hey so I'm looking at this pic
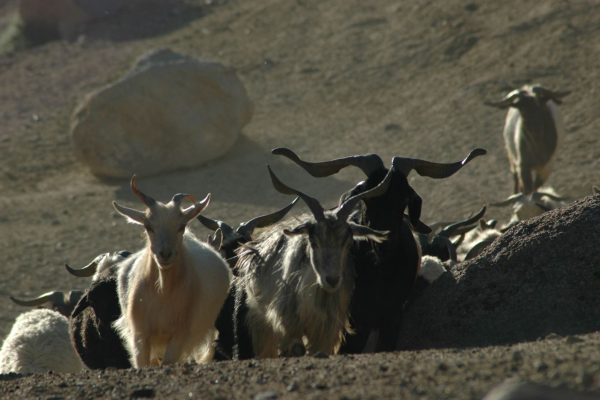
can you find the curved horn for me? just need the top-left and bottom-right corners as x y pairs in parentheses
(439, 206), (487, 237)
(532, 86), (571, 104)
(483, 89), (523, 109)
(533, 190), (569, 202)
(268, 166), (325, 221)
(392, 148), (486, 178)
(172, 193), (195, 206)
(490, 193), (526, 207)
(272, 147), (385, 177)
(64, 253), (107, 277)
(196, 215), (236, 239)
(336, 164), (394, 220)
(10, 291), (65, 307)
(237, 197), (300, 238)
(130, 175), (156, 207)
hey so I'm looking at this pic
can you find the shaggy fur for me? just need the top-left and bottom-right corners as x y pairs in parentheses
(237, 216), (356, 357)
(0, 309), (84, 374)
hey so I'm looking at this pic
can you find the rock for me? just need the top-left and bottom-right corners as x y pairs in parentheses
(71, 49), (253, 178)
(482, 381), (598, 400)
(18, 0), (124, 40)
(398, 195), (600, 350)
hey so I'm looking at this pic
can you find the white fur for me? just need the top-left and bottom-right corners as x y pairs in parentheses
(456, 224), (502, 261)
(113, 231), (231, 367)
(0, 309), (84, 374)
(418, 255), (447, 283)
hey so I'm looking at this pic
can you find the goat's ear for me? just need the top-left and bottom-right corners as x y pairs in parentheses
(349, 222), (389, 243)
(283, 223), (311, 236)
(113, 201), (145, 224)
(183, 194), (211, 221)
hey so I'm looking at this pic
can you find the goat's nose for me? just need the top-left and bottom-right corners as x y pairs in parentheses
(159, 250), (172, 260)
(325, 276), (340, 288)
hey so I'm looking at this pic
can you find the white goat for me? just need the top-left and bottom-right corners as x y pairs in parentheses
(0, 309), (84, 374)
(112, 176), (231, 368)
(236, 166), (391, 357)
(486, 84), (570, 194)
(418, 255), (448, 284)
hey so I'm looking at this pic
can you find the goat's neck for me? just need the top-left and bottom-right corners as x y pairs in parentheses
(146, 251), (185, 294)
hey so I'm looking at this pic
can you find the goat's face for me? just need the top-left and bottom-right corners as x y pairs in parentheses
(285, 215), (387, 292)
(113, 177), (210, 269)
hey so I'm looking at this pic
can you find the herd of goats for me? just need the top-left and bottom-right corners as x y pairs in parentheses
(0, 83), (587, 374)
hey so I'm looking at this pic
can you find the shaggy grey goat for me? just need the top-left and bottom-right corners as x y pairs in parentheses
(236, 165), (392, 357)
(486, 84), (569, 194)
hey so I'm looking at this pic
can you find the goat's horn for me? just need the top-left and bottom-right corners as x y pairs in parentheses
(593, 186), (600, 195)
(130, 175), (156, 207)
(267, 165), (325, 221)
(238, 197), (300, 238)
(65, 254), (106, 277)
(534, 190), (569, 202)
(532, 86), (571, 104)
(172, 193), (195, 206)
(438, 206), (487, 237)
(392, 148), (486, 178)
(272, 147), (385, 177)
(336, 164), (394, 220)
(10, 291), (65, 307)
(490, 193), (526, 207)
(196, 215), (236, 239)
(484, 89), (522, 109)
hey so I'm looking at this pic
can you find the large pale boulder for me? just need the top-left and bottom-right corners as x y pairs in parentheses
(71, 49), (253, 178)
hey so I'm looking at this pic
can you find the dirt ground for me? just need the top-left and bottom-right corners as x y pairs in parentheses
(0, 0), (599, 398)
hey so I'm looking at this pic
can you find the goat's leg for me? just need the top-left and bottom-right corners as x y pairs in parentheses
(162, 338), (185, 365)
(132, 333), (151, 368)
(533, 165), (551, 191)
(517, 165), (534, 194)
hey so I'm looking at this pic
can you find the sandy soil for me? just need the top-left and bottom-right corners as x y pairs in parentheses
(0, 0), (599, 398)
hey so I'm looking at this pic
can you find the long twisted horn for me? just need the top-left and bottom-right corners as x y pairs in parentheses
(237, 197), (300, 239)
(272, 147), (385, 177)
(490, 193), (526, 207)
(392, 148), (487, 178)
(130, 175), (156, 207)
(267, 165), (325, 221)
(438, 206), (487, 237)
(531, 85), (571, 104)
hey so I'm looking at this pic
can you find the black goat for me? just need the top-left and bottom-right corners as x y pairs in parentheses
(69, 273), (131, 369)
(272, 147), (485, 352)
(196, 198), (299, 360)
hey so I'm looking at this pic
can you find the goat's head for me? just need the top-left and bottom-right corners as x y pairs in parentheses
(65, 250), (131, 278)
(268, 165), (391, 292)
(490, 189), (568, 221)
(484, 84), (570, 110)
(113, 175), (210, 269)
(272, 147), (486, 233)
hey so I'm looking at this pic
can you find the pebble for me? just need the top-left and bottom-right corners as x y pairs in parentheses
(254, 390), (278, 400)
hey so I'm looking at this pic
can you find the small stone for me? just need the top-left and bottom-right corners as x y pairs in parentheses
(511, 350), (523, 363)
(379, 364), (389, 372)
(254, 390), (278, 400)
(286, 382), (298, 392)
(312, 382), (327, 390)
(130, 388), (155, 398)
(534, 360), (548, 372)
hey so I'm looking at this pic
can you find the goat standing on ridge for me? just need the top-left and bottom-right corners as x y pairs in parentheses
(485, 84), (569, 194)
(112, 176), (231, 367)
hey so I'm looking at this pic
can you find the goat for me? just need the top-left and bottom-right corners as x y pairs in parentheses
(456, 219), (502, 261)
(70, 273), (132, 369)
(417, 206), (487, 262)
(272, 146), (485, 352)
(65, 250), (132, 281)
(196, 198), (299, 360)
(490, 187), (569, 230)
(0, 309), (84, 374)
(112, 176), (231, 367)
(236, 165), (392, 357)
(485, 84), (570, 194)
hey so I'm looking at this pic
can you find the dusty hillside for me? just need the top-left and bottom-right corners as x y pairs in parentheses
(0, 0), (599, 398)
